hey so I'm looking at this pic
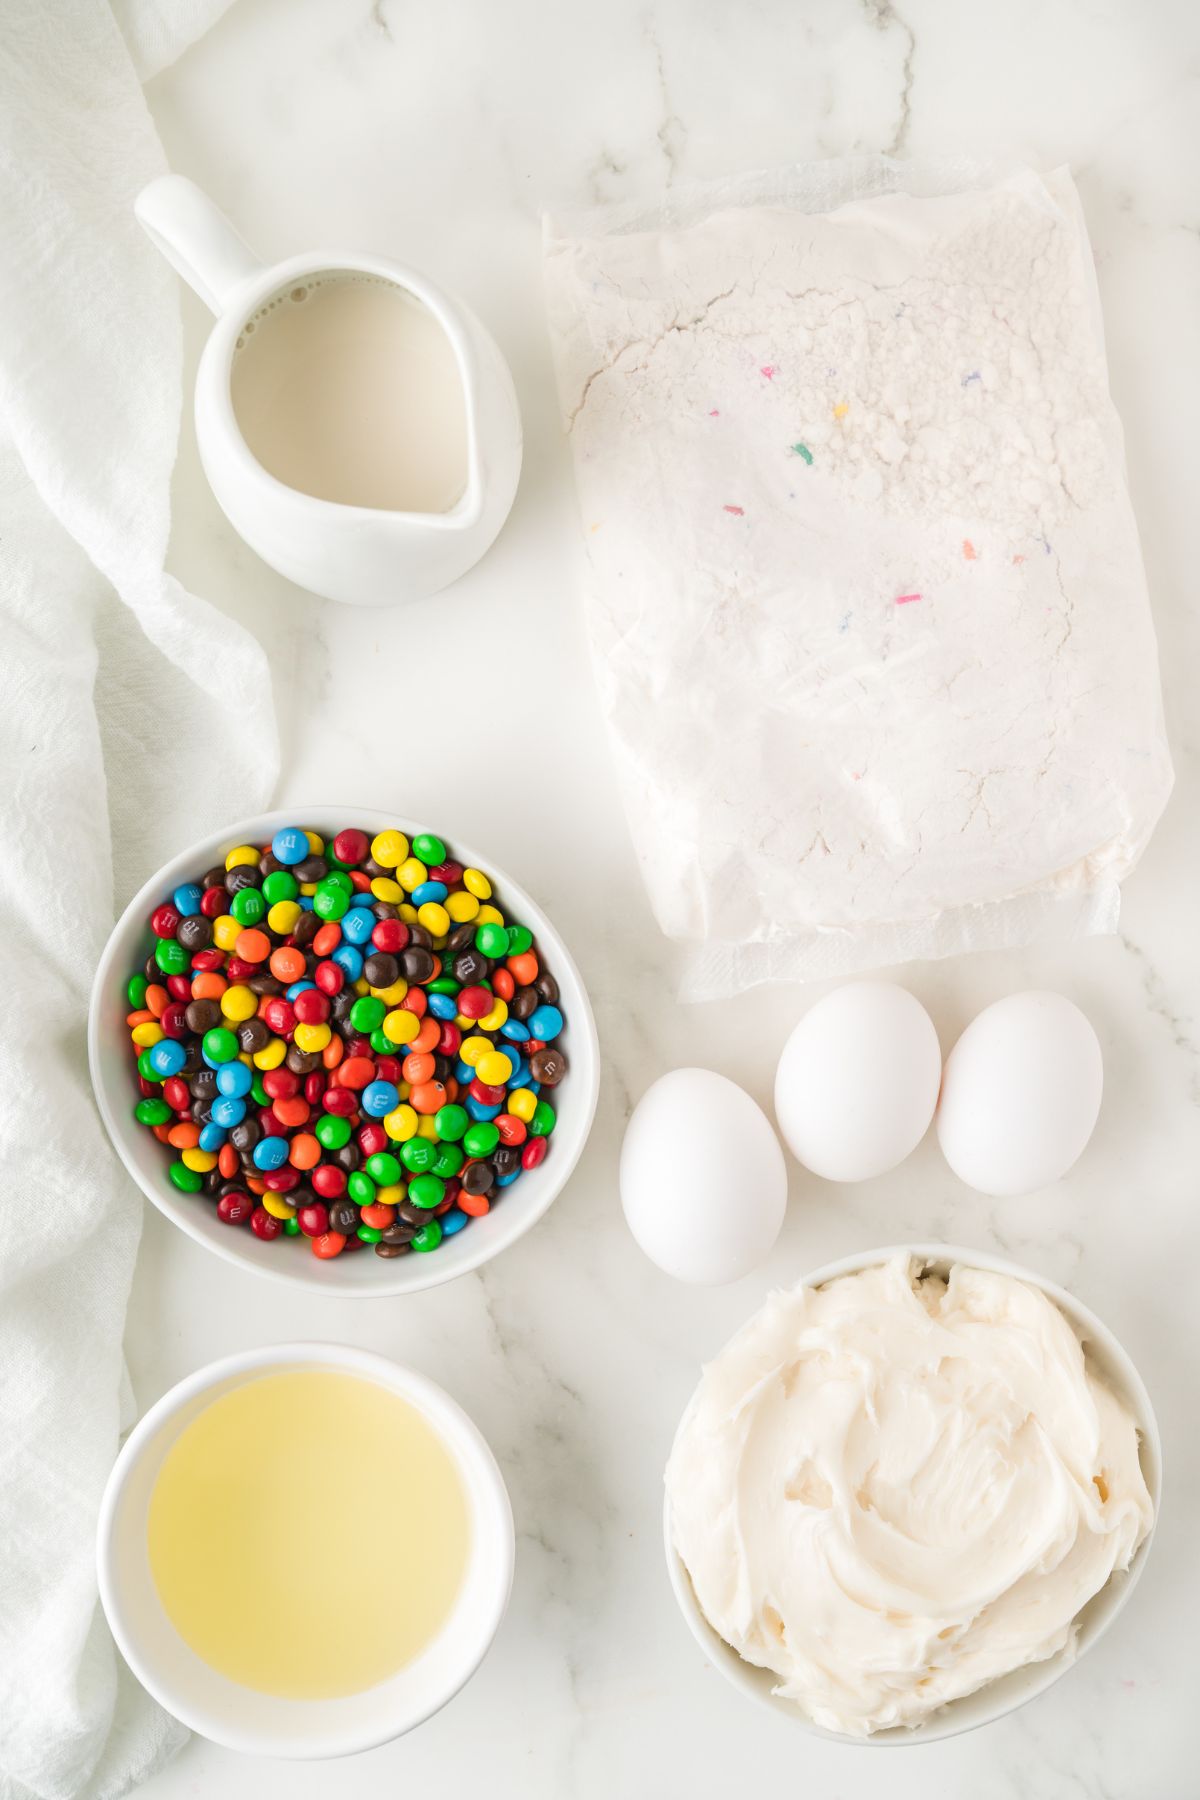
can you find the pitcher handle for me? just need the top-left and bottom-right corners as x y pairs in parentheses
(135, 175), (262, 316)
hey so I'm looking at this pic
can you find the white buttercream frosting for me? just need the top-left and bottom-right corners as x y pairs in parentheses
(666, 1255), (1153, 1735)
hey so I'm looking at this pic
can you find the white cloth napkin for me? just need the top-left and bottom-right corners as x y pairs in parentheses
(0, 4), (276, 1796)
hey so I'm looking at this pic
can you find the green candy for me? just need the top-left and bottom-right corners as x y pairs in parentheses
(314, 1114), (351, 1150)
(432, 1141), (463, 1180)
(411, 1219), (443, 1252)
(135, 1097), (172, 1127)
(283, 1216), (301, 1235)
(230, 887), (265, 926)
(506, 925), (533, 956)
(313, 880), (348, 922)
(474, 922), (509, 959)
(350, 995), (386, 1033)
(434, 1102), (469, 1142)
(412, 833), (446, 866)
(251, 1073), (269, 1107)
(463, 1120), (500, 1158)
(400, 1138), (437, 1174)
(357, 1225), (382, 1244)
(426, 977), (460, 997)
(202, 1026), (239, 1064)
(137, 1050), (162, 1084)
(324, 868), (353, 895)
(154, 938), (188, 975)
(127, 974), (148, 1009)
(365, 1151), (401, 1186)
(369, 1027), (393, 1056)
(262, 869), (298, 905)
(408, 1174), (445, 1211)
(530, 1099), (557, 1138)
(168, 1161), (203, 1194)
(347, 1170), (376, 1206)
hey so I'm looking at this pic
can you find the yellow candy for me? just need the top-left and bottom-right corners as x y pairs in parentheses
(371, 977), (408, 1006)
(225, 844), (260, 870)
(383, 1008), (420, 1046)
(253, 1036), (287, 1070)
(300, 882), (318, 897)
(376, 1183), (406, 1207)
(432, 933), (448, 951)
(219, 984), (258, 1023)
(477, 999), (509, 1033)
(383, 1104), (418, 1142)
(370, 877), (404, 904)
(475, 903), (504, 926)
(396, 857), (428, 892)
(397, 1079), (412, 1100)
(262, 1194), (296, 1220)
(462, 867), (492, 900)
(416, 1115), (438, 1140)
(398, 903), (418, 924)
(417, 901), (450, 935)
(445, 891), (479, 923)
(294, 1022), (331, 1053)
(354, 976), (370, 995)
(181, 1148), (217, 1172)
(267, 900), (301, 935)
(370, 829), (409, 868)
(459, 1035), (491, 1068)
(130, 1021), (163, 1047)
(212, 914), (241, 951)
(476, 1050), (514, 1087)
(508, 1087), (538, 1123)
(304, 830), (324, 854)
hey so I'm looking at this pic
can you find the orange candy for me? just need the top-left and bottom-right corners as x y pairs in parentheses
(401, 1051), (435, 1085)
(409, 1079), (447, 1115)
(218, 1144), (239, 1179)
(507, 951), (538, 986)
(144, 984), (169, 1018)
(337, 1056), (375, 1090)
(492, 967), (515, 1002)
(190, 971), (227, 1000)
(322, 1035), (344, 1070)
(152, 1123), (173, 1143)
(273, 1095), (310, 1129)
(359, 1203), (396, 1230)
(312, 922), (342, 958)
(269, 945), (305, 983)
(400, 987), (427, 1018)
(235, 927), (271, 963)
(409, 1016), (440, 1055)
(125, 1008), (156, 1027)
(458, 1190), (490, 1217)
(246, 1176), (267, 1195)
(288, 1132), (321, 1170)
(167, 1122), (201, 1149)
(311, 1231), (346, 1258)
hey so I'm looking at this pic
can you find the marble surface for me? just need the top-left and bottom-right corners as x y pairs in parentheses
(130, 1), (1199, 1794)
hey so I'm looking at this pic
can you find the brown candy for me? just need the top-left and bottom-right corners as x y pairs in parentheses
(185, 998), (221, 1035)
(236, 1017), (271, 1053)
(374, 1241), (409, 1257)
(529, 1048), (567, 1086)
(362, 952), (399, 989)
(328, 1199), (358, 1234)
(177, 914), (212, 952)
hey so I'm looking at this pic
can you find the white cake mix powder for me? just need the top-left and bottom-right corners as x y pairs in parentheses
(544, 160), (1172, 996)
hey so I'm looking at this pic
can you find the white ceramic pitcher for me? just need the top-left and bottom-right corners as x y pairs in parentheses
(135, 175), (522, 607)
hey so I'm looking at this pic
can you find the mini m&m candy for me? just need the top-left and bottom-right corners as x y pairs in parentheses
(124, 824), (568, 1263)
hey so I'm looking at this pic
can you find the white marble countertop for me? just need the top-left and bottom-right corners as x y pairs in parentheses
(131, 2), (1199, 1794)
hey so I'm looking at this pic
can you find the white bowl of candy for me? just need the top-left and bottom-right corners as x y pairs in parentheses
(89, 808), (599, 1294)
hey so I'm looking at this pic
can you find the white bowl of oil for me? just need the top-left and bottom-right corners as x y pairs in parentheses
(97, 1343), (514, 1757)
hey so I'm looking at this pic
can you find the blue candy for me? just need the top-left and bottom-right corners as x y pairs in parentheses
(172, 882), (203, 918)
(271, 826), (308, 866)
(428, 992), (458, 1020)
(147, 1039), (186, 1078)
(349, 888), (376, 908)
(286, 979), (317, 1001)
(500, 1018), (530, 1043)
(340, 909), (374, 946)
(411, 880), (448, 906)
(494, 1169), (520, 1188)
(216, 1061), (253, 1097)
(527, 1004), (563, 1041)
(210, 1095), (246, 1128)
(198, 1122), (227, 1152)
(252, 1135), (289, 1171)
(441, 1208), (469, 1236)
(298, 895), (314, 911)
(454, 1058), (474, 1086)
(505, 1057), (530, 1089)
(465, 1097), (502, 1121)
(361, 1079), (400, 1118)
(332, 944), (364, 980)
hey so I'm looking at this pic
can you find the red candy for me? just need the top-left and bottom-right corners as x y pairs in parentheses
(311, 1164), (347, 1199)
(160, 1002), (189, 1038)
(217, 1192), (253, 1225)
(322, 1086), (357, 1117)
(263, 1166), (300, 1192)
(357, 1123), (388, 1157)
(371, 919), (408, 953)
(163, 1076), (191, 1112)
(314, 959), (344, 995)
(262, 997), (296, 1036)
(522, 1137), (548, 1170)
(224, 956), (258, 981)
(469, 1078), (505, 1107)
(304, 1071), (327, 1105)
(437, 1023), (461, 1058)
(428, 860), (463, 884)
(191, 948), (224, 972)
(458, 986), (492, 1019)
(262, 1068), (300, 1100)
(151, 904), (180, 939)
(200, 886), (227, 918)
(333, 829), (369, 865)
(297, 1202), (329, 1238)
(293, 989), (330, 1024)
(249, 1206), (282, 1240)
(166, 975), (192, 1002)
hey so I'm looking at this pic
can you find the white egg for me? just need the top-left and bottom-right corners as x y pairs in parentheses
(774, 982), (942, 1182)
(620, 1068), (787, 1285)
(936, 991), (1103, 1197)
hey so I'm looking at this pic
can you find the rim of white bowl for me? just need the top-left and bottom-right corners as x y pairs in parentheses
(663, 1242), (1162, 1746)
(88, 807), (600, 1296)
(97, 1341), (515, 1758)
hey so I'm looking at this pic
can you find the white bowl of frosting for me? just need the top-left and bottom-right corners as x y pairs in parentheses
(664, 1244), (1160, 1744)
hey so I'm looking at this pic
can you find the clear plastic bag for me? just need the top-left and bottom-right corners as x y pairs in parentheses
(544, 158), (1172, 998)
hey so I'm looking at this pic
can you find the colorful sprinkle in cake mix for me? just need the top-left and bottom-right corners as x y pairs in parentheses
(124, 825), (567, 1260)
